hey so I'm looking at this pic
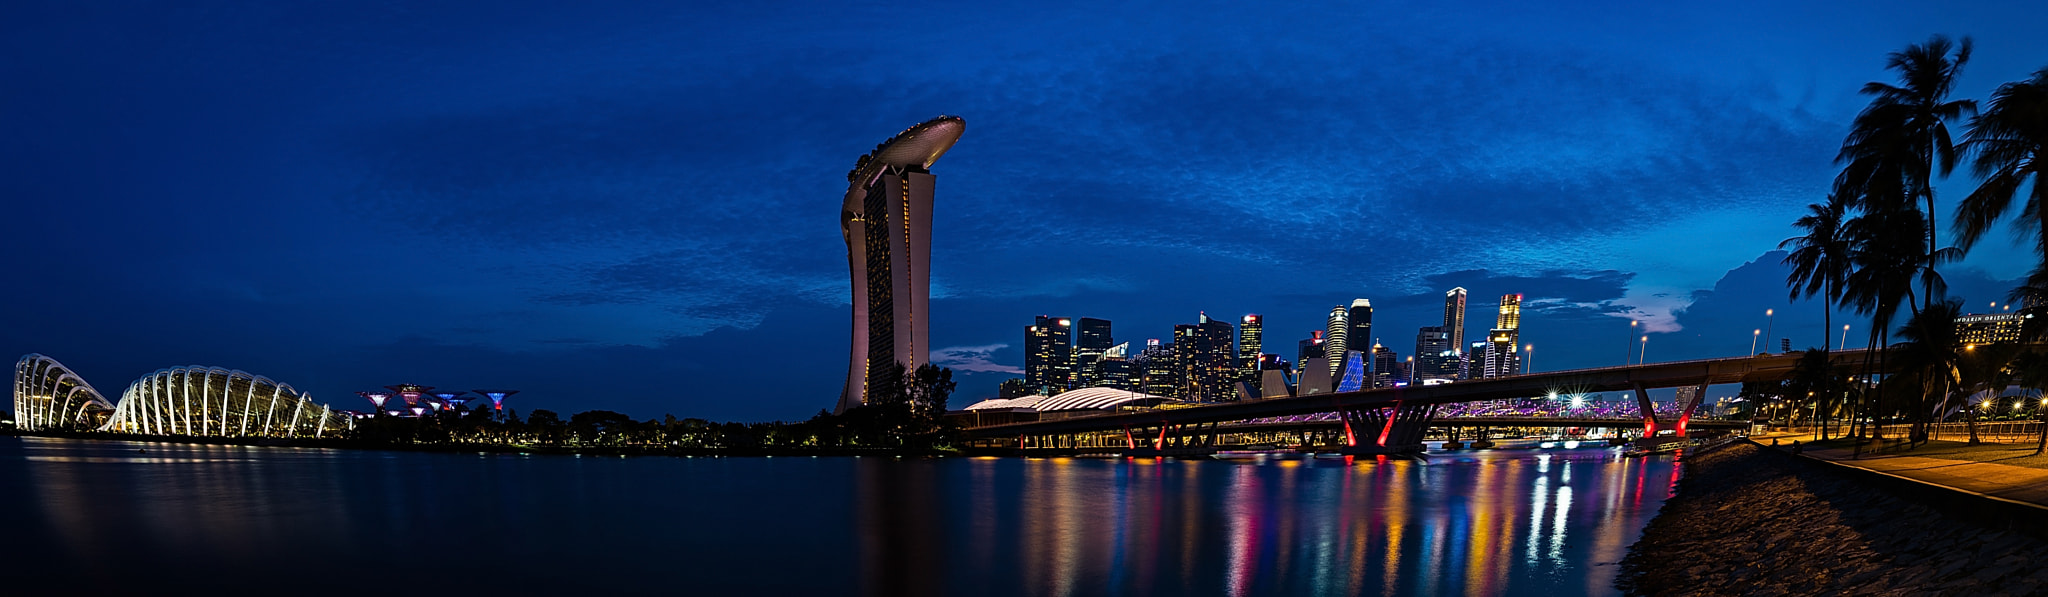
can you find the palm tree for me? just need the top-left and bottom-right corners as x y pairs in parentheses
(1894, 298), (1965, 444)
(1837, 35), (1977, 308)
(1782, 195), (1854, 351)
(1954, 66), (2048, 260)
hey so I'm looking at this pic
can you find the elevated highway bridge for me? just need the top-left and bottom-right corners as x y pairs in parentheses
(964, 350), (1883, 456)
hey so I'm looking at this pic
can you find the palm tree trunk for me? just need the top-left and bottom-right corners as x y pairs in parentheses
(1823, 279), (1834, 441)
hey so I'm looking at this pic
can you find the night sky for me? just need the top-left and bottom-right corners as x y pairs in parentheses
(6, 1), (2047, 421)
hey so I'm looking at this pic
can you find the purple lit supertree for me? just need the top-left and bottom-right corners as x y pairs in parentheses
(357, 391), (394, 411)
(474, 390), (519, 411)
(384, 384), (432, 409)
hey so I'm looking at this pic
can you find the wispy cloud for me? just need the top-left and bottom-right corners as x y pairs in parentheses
(930, 344), (1022, 374)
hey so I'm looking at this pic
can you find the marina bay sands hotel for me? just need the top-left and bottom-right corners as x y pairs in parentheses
(837, 116), (965, 413)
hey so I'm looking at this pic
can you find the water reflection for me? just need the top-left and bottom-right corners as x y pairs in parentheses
(3, 438), (1677, 596)
(938, 449), (1677, 597)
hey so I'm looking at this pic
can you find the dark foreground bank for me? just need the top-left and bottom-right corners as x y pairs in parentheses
(1619, 442), (2048, 595)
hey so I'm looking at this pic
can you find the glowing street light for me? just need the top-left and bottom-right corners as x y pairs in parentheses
(1627, 320), (1638, 365)
(1764, 309), (1775, 354)
(1751, 329), (1761, 356)
(1524, 344), (1534, 373)
(1839, 324), (1851, 351)
(1640, 335), (1650, 365)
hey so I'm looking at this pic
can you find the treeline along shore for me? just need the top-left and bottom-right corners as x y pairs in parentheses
(1618, 442), (2048, 595)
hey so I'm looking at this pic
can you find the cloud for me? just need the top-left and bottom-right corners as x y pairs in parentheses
(929, 344), (1023, 374)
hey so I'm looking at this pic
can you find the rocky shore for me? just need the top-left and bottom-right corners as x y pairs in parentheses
(1618, 442), (2048, 596)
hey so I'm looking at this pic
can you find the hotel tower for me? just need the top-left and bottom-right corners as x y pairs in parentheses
(837, 116), (966, 413)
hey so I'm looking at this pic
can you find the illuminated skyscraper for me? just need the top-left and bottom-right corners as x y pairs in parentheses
(1371, 344), (1397, 388)
(1072, 317), (1113, 388)
(1297, 330), (1325, 365)
(1414, 326), (1456, 382)
(838, 116), (965, 413)
(1136, 339), (1180, 398)
(1483, 294), (1523, 378)
(1444, 287), (1468, 353)
(1236, 314), (1263, 385)
(1324, 306), (1349, 377)
(1347, 299), (1373, 364)
(1024, 315), (1073, 395)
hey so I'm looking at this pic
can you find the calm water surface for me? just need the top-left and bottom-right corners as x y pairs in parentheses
(0, 437), (1679, 596)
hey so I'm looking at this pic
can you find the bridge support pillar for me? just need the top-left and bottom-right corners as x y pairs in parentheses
(1339, 400), (1436, 456)
(1674, 380), (1709, 438)
(1633, 382), (1663, 438)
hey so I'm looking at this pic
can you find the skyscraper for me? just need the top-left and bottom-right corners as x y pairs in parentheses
(1371, 344), (1398, 388)
(1024, 315), (1073, 395)
(1482, 293), (1523, 379)
(1237, 314), (1263, 385)
(838, 116), (965, 413)
(1347, 299), (1373, 365)
(1072, 317), (1113, 388)
(1414, 326), (1456, 382)
(1324, 306), (1349, 377)
(1444, 287), (1468, 353)
(1136, 339), (1181, 398)
(1192, 313), (1238, 402)
(1298, 330), (1325, 364)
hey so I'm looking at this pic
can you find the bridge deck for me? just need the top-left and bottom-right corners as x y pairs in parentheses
(967, 350), (1876, 438)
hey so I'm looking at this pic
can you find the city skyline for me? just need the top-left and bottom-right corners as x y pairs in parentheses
(4, 1), (2047, 421)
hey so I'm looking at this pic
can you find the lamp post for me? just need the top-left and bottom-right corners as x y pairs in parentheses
(1839, 324), (1851, 351)
(1639, 335), (1650, 365)
(1764, 309), (1775, 354)
(1524, 344), (1534, 374)
(1751, 329), (1761, 356)
(1406, 356), (1415, 385)
(1627, 320), (1638, 365)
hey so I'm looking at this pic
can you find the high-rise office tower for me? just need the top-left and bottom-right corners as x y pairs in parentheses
(1024, 315), (1073, 395)
(838, 116), (964, 413)
(1324, 306), (1349, 377)
(1298, 330), (1325, 364)
(1347, 299), (1373, 365)
(1414, 326), (1455, 381)
(1136, 339), (1181, 398)
(1372, 344), (1398, 388)
(1191, 313), (1238, 402)
(1098, 342), (1134, 390)
(1444, 287), (1468, 353)
(1173, 324), (1202, 399)
(1237, 314), (1263, 385)
(1072, 317), (1113, 388)
(1482, 293), (1523, 378)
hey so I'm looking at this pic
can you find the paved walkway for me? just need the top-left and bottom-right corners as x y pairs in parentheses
(1798, 444), (2048, 509)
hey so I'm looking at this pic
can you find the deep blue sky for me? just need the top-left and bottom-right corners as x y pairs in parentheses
(5, 1), (2046, 421)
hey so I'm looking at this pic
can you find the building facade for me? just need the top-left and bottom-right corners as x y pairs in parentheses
(1237, 314), (1263, 387)
(1324, 306), (1349, 378)
(1444, 287), (1468, 353)
(1024, 315), (1073, 395)
(1957, 312), (2025, 345)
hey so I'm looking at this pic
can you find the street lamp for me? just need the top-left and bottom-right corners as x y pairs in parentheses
(1840, 324), (1851, 351)
(1406, 356), (1415, 384)
(1751, 329), (1761, 356)
(1640, 335), (1650, 365)
(1524, 344), (1534, 373)
(1627, 320), (1638, 365)
(1765, 309), (1775, 354)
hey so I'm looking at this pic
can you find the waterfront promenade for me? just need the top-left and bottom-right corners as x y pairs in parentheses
(1619, 441), (2048, 595)
(1801, 443), (2048, 513)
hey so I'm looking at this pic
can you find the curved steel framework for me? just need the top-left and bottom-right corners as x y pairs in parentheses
(12, 354), (115, 431)
(101, 366), (351, 438)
